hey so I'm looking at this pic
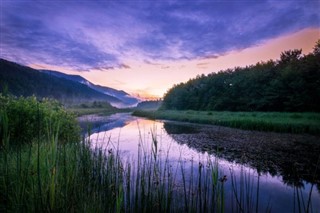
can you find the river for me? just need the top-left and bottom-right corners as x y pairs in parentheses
(78, 113), (320, 213)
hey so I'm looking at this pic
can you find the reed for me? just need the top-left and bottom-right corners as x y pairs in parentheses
(1, 119), (319, 212)
(229, 167), (272, 213)
(0, 108), (228, 212)
(1, 97), (319, 212)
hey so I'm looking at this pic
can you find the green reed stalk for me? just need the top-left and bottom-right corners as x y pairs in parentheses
(0, 112), (9, 212)
(36, 103), (44, 211)
(5, 104), (311, 212)
(256, 173), (260, 213)
(306, 155), (320, 213)
(180, 161), (189, 212)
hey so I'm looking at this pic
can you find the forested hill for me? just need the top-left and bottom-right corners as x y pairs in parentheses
(0, 59), (122, 106)
(41, 70), (139, 107)
(162, 41), (320, 112)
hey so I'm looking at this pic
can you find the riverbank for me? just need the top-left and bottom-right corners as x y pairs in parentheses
(163, 121), (320, 186)
(133, 110), (320, 135)
(67, 106), (129, 116)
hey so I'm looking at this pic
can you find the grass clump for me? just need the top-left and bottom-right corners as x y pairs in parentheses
(0, 95), (124, 211)
(0, 95), (227, 212)
(0, 95), (80, 145)
(132, 110), (320, 135)
(2, 96), (316, 212)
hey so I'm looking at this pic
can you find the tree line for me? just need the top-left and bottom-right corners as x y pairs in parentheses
(162, 40), (320, 112)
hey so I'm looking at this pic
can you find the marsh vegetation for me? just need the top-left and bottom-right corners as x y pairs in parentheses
(1, 96), (319, 212)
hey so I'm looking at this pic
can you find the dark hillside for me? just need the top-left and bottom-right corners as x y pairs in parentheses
(0, 59), (121, 105)
(42, 70), (139, 106)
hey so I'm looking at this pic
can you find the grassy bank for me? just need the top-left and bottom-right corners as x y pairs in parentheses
(0, 95), (226, 212)
(66, 101), (122, 116)
(1, 96), (317, 212)
(0, 120), (227, 212)
(66, 105), (133, 116)
(132, 110), (320, 135)
(67, 106), (121, 116)
(1, 123), (316, 212)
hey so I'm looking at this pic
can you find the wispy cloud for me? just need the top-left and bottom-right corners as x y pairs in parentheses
(1, 0), (319, 71)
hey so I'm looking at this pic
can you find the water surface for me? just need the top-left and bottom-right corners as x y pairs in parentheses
(78, 113), (320, 212)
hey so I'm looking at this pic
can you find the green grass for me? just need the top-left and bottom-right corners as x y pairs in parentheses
(67, 105), (133, 116)
(1, 96), (318, 212)
(1, 118), (318, 212)
(132, 110), (320, 135)
(65, 100), (130, 116)
(67, 106), (120, 116)
(0, 124), (228, 212)
(0, 97), (226, 212)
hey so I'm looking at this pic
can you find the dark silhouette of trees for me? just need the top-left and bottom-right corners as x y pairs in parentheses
(162, 40), (320, 112)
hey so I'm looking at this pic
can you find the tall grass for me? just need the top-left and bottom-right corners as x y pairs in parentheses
(133, 110), (320, 135)
(1, 106), (318, 212)
(0, 100), (231, 213)
(229, 168), (271, 213)
(0, 106), (228, 212)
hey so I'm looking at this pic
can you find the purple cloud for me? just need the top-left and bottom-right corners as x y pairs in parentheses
(1, 0), (319, 71)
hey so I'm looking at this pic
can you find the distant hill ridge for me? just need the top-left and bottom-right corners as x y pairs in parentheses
(41, 70), (139, 107)
(0, 58), (139, 108)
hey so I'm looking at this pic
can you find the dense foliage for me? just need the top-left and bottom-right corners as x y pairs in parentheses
(135, 100), (163, 110)
(162, 41), (320, 112)
(0, 95), (80, 145)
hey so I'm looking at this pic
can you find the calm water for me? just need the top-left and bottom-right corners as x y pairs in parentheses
(79, 113), (320, 213)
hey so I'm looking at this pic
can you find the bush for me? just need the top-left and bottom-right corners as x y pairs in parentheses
(0, 94), (80, 145)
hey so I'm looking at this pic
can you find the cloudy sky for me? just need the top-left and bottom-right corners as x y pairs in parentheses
(1, 0), (319, 99)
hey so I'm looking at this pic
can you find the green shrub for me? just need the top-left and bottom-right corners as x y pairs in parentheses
(0, 94), (80, 145)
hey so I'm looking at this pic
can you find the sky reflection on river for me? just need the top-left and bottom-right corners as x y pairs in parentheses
(80, 113), (320, 212)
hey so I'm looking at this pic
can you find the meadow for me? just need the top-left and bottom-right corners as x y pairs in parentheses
(133, 110), (320, 135)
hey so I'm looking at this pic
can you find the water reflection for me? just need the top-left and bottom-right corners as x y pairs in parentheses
(78, 113), (136, 135)
(80, 113), (320, 212)
(163, 122), (320, 190)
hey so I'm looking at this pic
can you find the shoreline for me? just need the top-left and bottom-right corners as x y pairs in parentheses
(133, 110), (320, 135)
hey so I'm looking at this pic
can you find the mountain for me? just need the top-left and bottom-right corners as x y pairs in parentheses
(41, 70), (139, 107)
(0, 59), (139, 107)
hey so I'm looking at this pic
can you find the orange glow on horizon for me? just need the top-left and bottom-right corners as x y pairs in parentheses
(29, 28), (319, 99)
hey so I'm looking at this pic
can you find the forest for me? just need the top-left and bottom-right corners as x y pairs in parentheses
(162, 41), (320, 112)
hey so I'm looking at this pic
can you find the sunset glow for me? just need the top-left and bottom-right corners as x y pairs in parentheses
(1, 1), (319, 99)
(31, 28), (318, 99)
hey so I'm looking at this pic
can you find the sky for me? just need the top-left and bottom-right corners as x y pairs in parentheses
(1, 0), (319, 99)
